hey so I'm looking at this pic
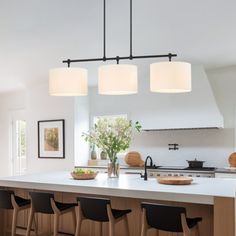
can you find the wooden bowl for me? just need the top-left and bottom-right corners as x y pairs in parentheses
(71, 172), (98, 180)
(125, 151), (144, 167)
(157, 176), (193, 185)
(228, 152), (236, 167)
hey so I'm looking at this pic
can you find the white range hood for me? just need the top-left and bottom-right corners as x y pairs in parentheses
(133, 65), (224, 130)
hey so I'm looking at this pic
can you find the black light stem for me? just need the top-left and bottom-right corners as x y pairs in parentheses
(103, 0), (106, 60)
(67, 59), (71, 68)
(116, 56), (120, 64)
(168, 53), (172, 62)
(130, 0), (133, 59)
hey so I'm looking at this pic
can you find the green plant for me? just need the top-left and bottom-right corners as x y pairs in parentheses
(82, 117), (141, 163)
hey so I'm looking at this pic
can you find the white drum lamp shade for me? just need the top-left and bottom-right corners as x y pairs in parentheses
(150, 62), (191, 93)
(98, 64), (138, 95)
(49, 68), (88, 96)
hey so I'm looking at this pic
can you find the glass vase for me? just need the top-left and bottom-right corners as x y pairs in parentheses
(90, 150), (97, 160)
(107, 159), (119, 178)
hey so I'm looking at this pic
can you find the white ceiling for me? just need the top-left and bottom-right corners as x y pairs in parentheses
(0, 0), (236, 93)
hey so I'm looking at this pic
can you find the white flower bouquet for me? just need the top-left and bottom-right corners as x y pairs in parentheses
(82, 117), (141, 163)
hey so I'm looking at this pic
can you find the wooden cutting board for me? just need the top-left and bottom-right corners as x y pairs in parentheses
(228, 152), (236, 167)
(157, 176), (193, 185)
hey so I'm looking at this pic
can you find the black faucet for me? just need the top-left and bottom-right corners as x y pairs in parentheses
(140, 156), (153, 181)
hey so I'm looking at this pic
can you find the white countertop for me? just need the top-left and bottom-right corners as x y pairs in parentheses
(77, 165), (143, 169)
(0, 172), (235, 205)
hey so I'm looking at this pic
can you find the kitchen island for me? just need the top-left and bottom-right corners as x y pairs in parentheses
(0, 172), (235, 236)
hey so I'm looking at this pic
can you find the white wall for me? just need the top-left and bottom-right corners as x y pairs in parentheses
(129, 129), (232, 167)
(74, 96), (90, 166)
(26, 82), (75, 173)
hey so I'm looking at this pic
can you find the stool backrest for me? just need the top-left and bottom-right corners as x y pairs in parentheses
(141, 202), (186, 232)
(29, 192), (54, 214)
(0, 190), (14, 209)
(77, 197), (110, 222)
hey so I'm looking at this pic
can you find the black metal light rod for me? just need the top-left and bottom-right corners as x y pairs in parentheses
(63, 53), (177, 65)
(132, 54), (177, 60)
(63, 0), (177, 67)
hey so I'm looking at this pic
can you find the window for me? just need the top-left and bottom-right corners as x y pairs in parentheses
(16, 120), (26, 159)
(92, 114), (128, 159)
(13, 120), (27, 175)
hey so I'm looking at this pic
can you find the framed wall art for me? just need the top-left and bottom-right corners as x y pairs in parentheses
(38, 119), (65, 159)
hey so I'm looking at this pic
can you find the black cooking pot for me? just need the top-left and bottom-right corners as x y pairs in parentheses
(187, 158), (205, 168)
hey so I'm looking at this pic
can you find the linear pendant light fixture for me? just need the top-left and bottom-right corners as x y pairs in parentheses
(49, 0), (191, 96)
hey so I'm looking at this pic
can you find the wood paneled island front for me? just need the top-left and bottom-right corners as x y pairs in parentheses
(0, 172), (235, 236)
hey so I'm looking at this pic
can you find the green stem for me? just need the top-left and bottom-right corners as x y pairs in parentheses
(106, 149), (117, 163)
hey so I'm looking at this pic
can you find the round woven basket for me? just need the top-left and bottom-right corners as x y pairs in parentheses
(71, 172), (98, 180)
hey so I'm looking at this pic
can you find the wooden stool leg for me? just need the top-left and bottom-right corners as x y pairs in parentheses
(108, 221), (115, 236)
(71, 208), (77, 233)
(141, 209), (148, 236)
(3, 210), (7, 236)
(181, 213), (191, 236)
(53, 214), (59, 236)
(75, 216), (82, 236)
(124, 215), (130, 236)
(75, 205), (84, 236)
(33, 214), (38, 236)
(11, 208), (18, 236)
(107, 205), (115, 236)
(26, 207), (34, 236)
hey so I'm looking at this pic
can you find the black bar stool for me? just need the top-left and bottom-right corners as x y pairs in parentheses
(75, 196), (132, 236)
(0, 189), (32, 236)
(26, 192), (77, 236)
(141, 202), (202, 236)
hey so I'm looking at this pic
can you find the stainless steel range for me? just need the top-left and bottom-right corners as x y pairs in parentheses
(147, 166), (216, 178)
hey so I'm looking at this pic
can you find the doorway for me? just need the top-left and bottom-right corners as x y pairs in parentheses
(11, 111), (27, 175)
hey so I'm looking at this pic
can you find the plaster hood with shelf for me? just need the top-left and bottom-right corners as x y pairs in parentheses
(130, 65), (224, 131)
